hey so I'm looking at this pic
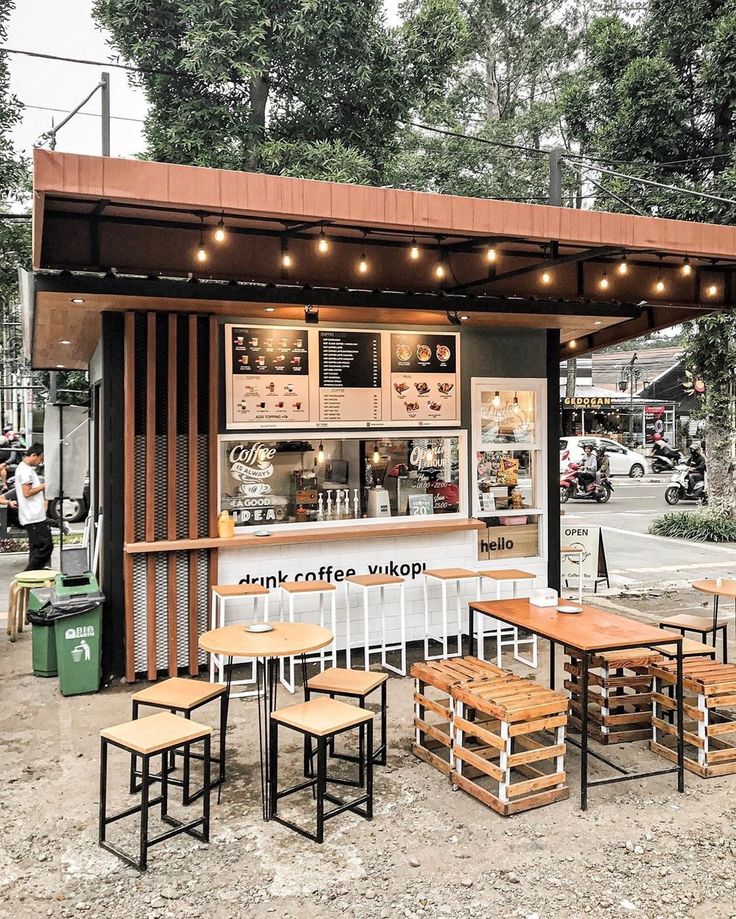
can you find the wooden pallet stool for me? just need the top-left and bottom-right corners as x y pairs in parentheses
(410, 656), (510, 776)
(650, 658), (736, 777)
(99, 712), (211, 871)
(565, 646), (663, 745)
(450, 677), (569, 816)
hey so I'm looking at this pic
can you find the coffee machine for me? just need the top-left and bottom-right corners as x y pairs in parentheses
(366, 452), (391, 518)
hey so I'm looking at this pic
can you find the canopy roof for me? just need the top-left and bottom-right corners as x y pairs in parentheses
(29, 149), (735, 370)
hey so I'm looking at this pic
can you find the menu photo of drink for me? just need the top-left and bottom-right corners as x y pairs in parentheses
(226, 325), (310, 429)
(389, 332), (460, 425)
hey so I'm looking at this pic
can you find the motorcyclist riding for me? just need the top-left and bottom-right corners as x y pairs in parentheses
(652, 433), (679, 462)
(596, 446), (610, 479)
(686, 444), (706, 495)
(577, 443), (598, 492)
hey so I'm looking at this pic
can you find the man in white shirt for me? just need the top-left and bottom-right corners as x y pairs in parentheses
(15, 444), (53, 570)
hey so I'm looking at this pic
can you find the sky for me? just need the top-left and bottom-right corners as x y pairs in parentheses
(7, 0), (401, 161)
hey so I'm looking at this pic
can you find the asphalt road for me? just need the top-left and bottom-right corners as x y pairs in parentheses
(563, 476), (736, 588)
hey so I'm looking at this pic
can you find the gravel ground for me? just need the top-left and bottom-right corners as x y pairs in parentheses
(2, 587), (736, 919)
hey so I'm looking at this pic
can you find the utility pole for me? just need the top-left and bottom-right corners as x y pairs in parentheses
(548, 147), (563, 207)
(618, 353), (641, 444)
(101, 72), (110, 156)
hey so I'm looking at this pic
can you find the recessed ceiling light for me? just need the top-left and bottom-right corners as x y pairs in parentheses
(60, 339), (71, 344)
(264, 307), (275, 313)
(70, 298), (85, 304)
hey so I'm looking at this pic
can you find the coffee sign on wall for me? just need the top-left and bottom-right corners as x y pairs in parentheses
(222, 441), (287, 525)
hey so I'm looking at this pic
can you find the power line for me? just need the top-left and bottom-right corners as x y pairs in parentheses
(23, 103), (145, 125)
(400, 120), (549, 157)
(3, 46), (184, 79)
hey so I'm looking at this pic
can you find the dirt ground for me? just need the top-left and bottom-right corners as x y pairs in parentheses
(2, 586), (736, 919)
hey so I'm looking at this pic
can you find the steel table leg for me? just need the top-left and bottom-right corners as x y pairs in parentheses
(581, 649), (589, 810)
(549, 640), (556, 690)
(676, 642), (685, 792)
(217, 655), (233, 805)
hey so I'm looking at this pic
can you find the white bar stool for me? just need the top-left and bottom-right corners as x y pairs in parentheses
(344, 573), (407, 676)
(561, 546), (584, 602)
(209, 583), (270, 697)
(477, 569), (538, 668)
(279, 580), (337, 693)
(423, 568), (481, 661)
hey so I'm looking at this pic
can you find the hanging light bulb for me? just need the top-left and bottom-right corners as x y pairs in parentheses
(618, 255), (628, 275)
(426, 442), (434, 464)
(317, 229), (329, 253)
(681, 256), (692, 276)
(409, 238), (420, 260)
(317, 441), (325, 464)
(599, 270), (609, 290)
(707, 283), (718, 297)
(655, 274), (665, 294)
(358, 251), (369, 274)
(541, 270), (551, 285)
(372, 442), (380, 464)
(486, 245), (497, 263)
(281, 237), (292, 269)
(434, 261), (446, 280)
(195, 217), (207, 263)
(569, 339), (577, 349)
(512, 392), (521, 414)
(492, 391), (501, 407)
(214, 214), (226, 243)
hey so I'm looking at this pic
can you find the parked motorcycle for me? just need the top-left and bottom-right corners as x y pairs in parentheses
(664, 464), (708, 505)
(560, 462), (613, 504)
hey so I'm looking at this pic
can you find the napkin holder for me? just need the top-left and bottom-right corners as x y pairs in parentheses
(529, 588), (558, 608)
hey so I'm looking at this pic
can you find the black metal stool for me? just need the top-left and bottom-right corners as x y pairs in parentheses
(100, 712), (211, 871)
(304, 667), (388, 786)
(269, 697), (373, 843)
(658, 614), (728, 662)
(129, 677), (227, 804)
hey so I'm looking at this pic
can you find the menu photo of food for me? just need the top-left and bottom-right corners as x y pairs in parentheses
(389, 332), (459, 423)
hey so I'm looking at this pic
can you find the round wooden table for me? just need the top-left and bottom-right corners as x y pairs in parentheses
(693, 578), (736, 660)
(199, 621), (333, 820)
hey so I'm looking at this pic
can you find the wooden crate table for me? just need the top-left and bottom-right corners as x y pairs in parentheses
(410, 657), (510, 776)
(650, 658), (736, 777)
(565, 646), (663, 745)
(467, 598), (686, 809)
(451, 677), (569, 816)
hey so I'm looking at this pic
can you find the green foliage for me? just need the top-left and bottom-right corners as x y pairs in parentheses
(93, 0), (467, 178)
(649, 509), (736, 543)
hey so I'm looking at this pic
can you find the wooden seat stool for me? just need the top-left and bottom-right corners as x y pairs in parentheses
(129, 677), (227, 805)
(344, 574), (407, 675)
(565, 646), (663, 745)
(477, 569), (538, 668)
(450, 676), (569, 815)
(280, 580), (337, 693)
(422, 568), (481, 661)
(411, 656), (511, 776)
(269, 697), (374, 843)
(7, 570), (57, 642)
(100, 712), (211, 870)
(652, 637), (717, 661)
(658, 614), (728, 663)
(305, 667), (388, 785)
(650, 658), (736, 777)
(210, 582), (270, 697)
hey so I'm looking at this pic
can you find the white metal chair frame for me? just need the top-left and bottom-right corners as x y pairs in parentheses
(476, 573), (538, 669)
(209, 585), (270, 698)
(279, 584), (337, 693)
(423, 570), (481, 662)
(344, 577), (407, 676)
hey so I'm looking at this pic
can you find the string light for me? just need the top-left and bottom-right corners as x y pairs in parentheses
(372, 442), (380, 464)
(409, 238), (420, 260)
(541, 270), (551, 285)
(434, 244), (446, 280)
(681, 256), (692, 276)
(569, 339), (577, 349)
(707, 283), (718, 297)
(281, 237), (292, 269)
(195, 216), (207, 263)
(655, 274), (665, 294)
(512, 392), (521, 414)
(317, 441), (325, 464)
(214, 213), (226, 243)
(492, 391), (501, 407)
(486, 245), (497, 263)
(618, 255), (628, 275)
(599, 270), (609, 290)
(358, 251), (369, 274)
(317, 229), (329, 253)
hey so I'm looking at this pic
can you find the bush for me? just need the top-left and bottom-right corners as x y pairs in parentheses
(649, 509), (736, 543)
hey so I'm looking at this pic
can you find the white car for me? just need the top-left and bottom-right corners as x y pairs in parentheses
(560, 437), (647, 478)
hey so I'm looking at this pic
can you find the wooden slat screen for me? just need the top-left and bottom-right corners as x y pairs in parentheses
(122, 311), (218, 681)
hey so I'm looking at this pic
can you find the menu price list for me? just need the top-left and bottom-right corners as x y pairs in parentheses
(230, 326), (310, 425)
(318, 330), (382, 423)
(390, 332), (458, 422)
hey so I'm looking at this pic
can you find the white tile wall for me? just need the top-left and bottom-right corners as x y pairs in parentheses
(217, 535), (548, 653)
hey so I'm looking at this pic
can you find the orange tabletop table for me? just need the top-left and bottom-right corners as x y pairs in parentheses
(693, 579), (736, 660)
(199, 622), (333, 820)
(467, 598), (685, 810)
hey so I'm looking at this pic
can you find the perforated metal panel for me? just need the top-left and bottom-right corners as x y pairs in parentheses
(134, 436), (146, 542)
(176, 552), (189, 667)
(176, 434), (189, 540)
(132, 555), (148, 673)
(197, 551), (208, 665)
(197, 434), (209, 537)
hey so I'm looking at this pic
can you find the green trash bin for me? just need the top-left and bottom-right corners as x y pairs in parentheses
(50, 573), (105, 697)
(28, 587), (57, 677)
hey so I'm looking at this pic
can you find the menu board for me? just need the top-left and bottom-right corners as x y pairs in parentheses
(390, 332), (458, 424)
(228, 326), (309, 426)
(318, 330), (382, 423)
(224, 324), (460, 430)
